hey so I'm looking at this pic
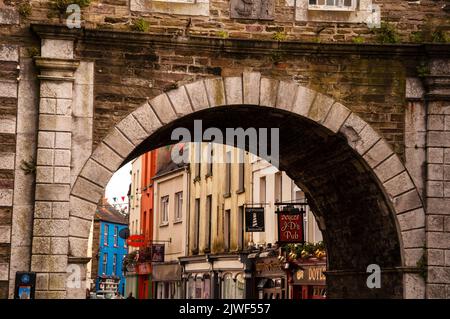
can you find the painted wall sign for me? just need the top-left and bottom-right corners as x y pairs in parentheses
(276, 207), (304, 244)
(294, 265), (327, 285)
(230, 0), (275, 20)
(245, 207), (265, 232)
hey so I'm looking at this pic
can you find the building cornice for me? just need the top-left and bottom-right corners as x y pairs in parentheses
(31, 23), (450, 59)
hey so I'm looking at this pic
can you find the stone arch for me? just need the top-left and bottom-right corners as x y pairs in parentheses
(69, 72), (425, 298)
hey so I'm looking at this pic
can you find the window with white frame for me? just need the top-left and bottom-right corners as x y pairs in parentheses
(308, 0), (356, 11)
(175, 191), (183, 222)
(112, 254), (117, 274)
(114, 226), (118, 247)
(102, 253), (108, 274)
(161, 195), (169, 225)
(103, 224), (109, 246)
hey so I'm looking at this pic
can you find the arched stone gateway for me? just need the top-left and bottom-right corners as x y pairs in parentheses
(69, 73), (426, 299)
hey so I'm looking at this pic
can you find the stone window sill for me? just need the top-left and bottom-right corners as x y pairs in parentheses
(131, 0), (210, 17)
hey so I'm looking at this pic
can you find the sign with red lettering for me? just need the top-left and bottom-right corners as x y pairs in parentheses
(126, 234), (145, 247)
(276, 207), (304, 244)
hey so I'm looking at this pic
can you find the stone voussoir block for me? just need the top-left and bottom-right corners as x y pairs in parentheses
(322, 102), (351, 134)
(374, 154), (405, 183)
(80, 159), (113, 188)
(116, 114), (148, 146)
(307, 92), (334, 124)
(259, 77), (278, 107)
(276, 81), (298, 111)
(166, 86), (193, 117)
(69, 216), (93, 239)
(184, 81), (209, 111)
(392, 189), (423, 215)
(363, 138), (394, 169)
(243, 72), (261, 105)
(401, 228), (425, 248)
(224, 76), (243, 105)
(70, 195), (97, 220)
(131, 102), (162, 135)
(383, 171), (415, 198)
(291, 85), (317, 117)
(149, 93), (177, 124)
(397, 208), (425, 231)
(68, 237), (88, 257)
(204, 78), (225, 107)
(71, 178), (103, 205)
(103, 128), (134, 159)
(403, 273), (425, 299)
(91, 142), (124, 172)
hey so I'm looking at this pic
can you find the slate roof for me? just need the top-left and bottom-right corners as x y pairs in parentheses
(95, 201), (128, 225)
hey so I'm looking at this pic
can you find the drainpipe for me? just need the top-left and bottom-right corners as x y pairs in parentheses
(183, 165), (191, 298)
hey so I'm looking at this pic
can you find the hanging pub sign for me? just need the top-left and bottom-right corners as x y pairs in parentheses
(276, 206), (304, 244)
(245, 207), (265, 232)
(151, 244), (165, 262)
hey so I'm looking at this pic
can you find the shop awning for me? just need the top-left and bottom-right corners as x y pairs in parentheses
(152, 263), (181, 281)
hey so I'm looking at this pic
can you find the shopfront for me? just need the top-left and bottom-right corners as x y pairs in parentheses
(291, 261), (327, 299)
(253, 255), (288, 299)
(153, 262), (183, 299)
(136, 262), (152, 299)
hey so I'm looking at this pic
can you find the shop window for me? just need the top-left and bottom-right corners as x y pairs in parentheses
(235, 273), (245, 299)
(222, 274), (235, 299)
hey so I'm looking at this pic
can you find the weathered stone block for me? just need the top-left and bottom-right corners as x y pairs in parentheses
(401, 228), (425, 248)
(38, 131), (55, 148)
(70, 196), (97, 220)
(35, 184), (70, 201)
(41, 39), (74, 59)
(38, 115), (72, 132)
(0, 44), (19, 62)
(116, 114), (148, 146)
(50, 237), (68, 255)
(80, 159), (113, 188)
(363, 139), (393, 168)
(0, 152), (15, 170)
(36, 166), (54, 183)
(404, 248), (423, 267)
(0, 263), (8, 281)
(384, 171), (415, 198)
(56, 99), (71, 116)
(204, 78), (225, 107)
(71, 178), (103, 205)
(428, 249), (445, 266)
(397, 208), (425, 231)
(103, 128), (134, 159)
(403, 273), (425, 299)
(39, 98), (57, 114)
(427, 181), (443, 197)
(54, 167), (70, 184)
(69, 237), (88, 257)
(36, 273), (49, 290)
(72, 84), (93, 117)
(427, 198), (450, 215)
(54, 149), (71, 166)
(11, 205), (33, 246)
(428, 131), (450, 147)
(49, 273), (67, 290)
(52, 202), (70, 219)
(130, 103), (161, 135)
(393, 189), (423, 214)
(426, 284), (446, 299)
(260, 78), (278, 107)
(35, 290), (66, 299)
(428, 148), (444, 164)
(40, 82), (73, 99)
(427, 164), (443, 181)
(374, 154), (405, 183)
(307, 93), (334, 124)
(322, 102), (350, 134)
(0, 189), (13, 206)
(224, 77), (243, 105)
(185, 81), (209, 111)
(0, 115), (16, 134)
(149, 93), (177, 124)
(0, 226), (11, 244)
(55, 132), (71, 149)
(36, 149), (54, 166)
(35, 202), (52, 219)
(243, 72), (260, 105)
(428, 267), (450, 283)
(69, 216), (92, 239)
(427, 232), (450, 249)
(32, 236), (51, 254)
(0, 81), (18, 98)
(276, 81), (297, 111)
(427, 215), (444, 232)
(31, 255), (67, 273)
(33, 219), (69, 237)
(428, 115), (445, 131)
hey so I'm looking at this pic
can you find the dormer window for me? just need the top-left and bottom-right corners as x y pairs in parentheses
(308, 0), (356, 11)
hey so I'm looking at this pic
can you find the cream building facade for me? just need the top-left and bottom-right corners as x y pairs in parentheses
(124, 157), (142, 297)
(180, 143), (252, 299)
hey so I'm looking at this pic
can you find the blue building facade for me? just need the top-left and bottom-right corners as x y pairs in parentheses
(95, 212), (128, 295)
